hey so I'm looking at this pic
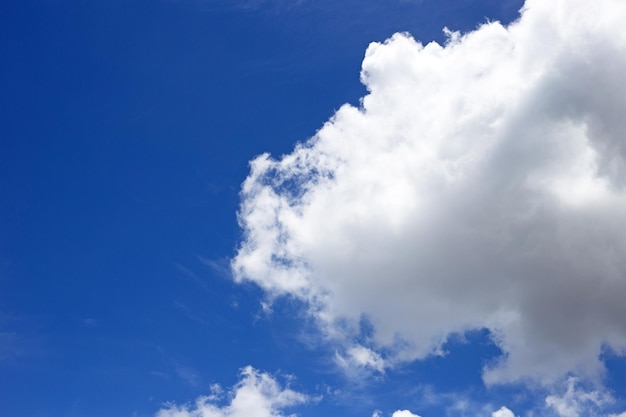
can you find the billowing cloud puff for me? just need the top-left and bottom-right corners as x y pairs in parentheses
(391, 410), (421, 417)
(492, 407), (515, 417)
(156, 366), (309, 417)
(232, 0), (626, 385)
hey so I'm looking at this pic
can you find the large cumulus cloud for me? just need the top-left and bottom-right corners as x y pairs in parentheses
(232, 0), (626, 385)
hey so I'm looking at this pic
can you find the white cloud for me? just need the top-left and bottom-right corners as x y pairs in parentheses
(545, 377), (613, 417)
(232, 0), (626, 386)
(336, 345), (386, 373)
(492, 407), (515, 417)
(392, 410), (421, 417)
(156, 366), (309, 417)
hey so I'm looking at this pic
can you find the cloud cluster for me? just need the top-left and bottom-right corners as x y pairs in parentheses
(153, 368), (625, 417)
(232, 0), (626, 385)
(156, 366), (309, 417)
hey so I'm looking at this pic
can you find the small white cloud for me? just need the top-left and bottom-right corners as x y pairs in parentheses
(392, 410), (421, 417)
(156, 366), (309, 417)
(336, 345), (386, 373)
(492, 406), (515, 417)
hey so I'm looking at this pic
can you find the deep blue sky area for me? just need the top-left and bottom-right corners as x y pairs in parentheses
(1, 1), (524, 416)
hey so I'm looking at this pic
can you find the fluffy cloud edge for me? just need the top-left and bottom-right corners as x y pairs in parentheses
(156, 366), (310, 417)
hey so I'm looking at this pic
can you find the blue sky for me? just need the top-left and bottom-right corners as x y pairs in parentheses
(2, 1), (626, 417)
